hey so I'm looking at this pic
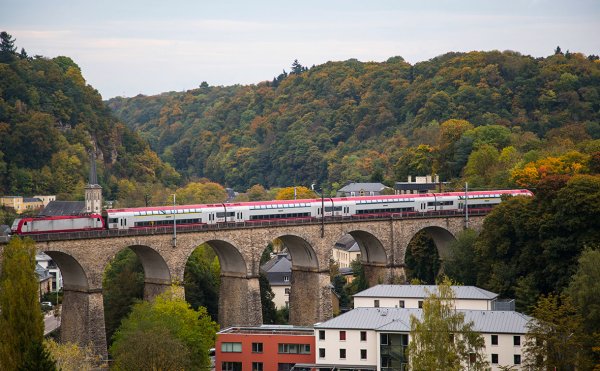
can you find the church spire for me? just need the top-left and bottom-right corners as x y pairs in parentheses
(89, 150), (98, 185)
(85, 149), (102, 213)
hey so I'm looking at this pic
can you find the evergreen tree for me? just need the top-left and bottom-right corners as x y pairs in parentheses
(0, 237), (55, 370)
(259, 272), (278, 324)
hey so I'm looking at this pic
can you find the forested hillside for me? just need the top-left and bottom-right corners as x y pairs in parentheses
(0, 32), (179, 201)
(108, 50), (600, 192)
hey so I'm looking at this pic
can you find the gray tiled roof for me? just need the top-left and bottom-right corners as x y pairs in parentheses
(353, 285), (498, 300)
(41, 201), (85, 216)
(337, 183), (388, 193)
(315, 307), (531, 334)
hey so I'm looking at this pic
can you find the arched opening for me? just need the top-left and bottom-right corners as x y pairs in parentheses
(184, 239), (254, 328)
(102, 245), (170, 347)
(43, 251), (103, 355)
(264, 234), (320, 326)
(404, 226), (457, 283)
(345, 230), (389, 288)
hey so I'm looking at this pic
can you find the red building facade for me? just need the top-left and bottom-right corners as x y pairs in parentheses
(216, 325), (315, 371)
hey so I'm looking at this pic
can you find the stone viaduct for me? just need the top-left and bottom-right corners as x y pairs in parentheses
(0, 214), (484, 359)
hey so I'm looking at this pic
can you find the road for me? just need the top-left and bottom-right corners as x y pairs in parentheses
(44, 310), (61, 335)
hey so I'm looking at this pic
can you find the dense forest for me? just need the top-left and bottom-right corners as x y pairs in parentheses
(0, 32), (179, 202)
(108, 50), (600, 193)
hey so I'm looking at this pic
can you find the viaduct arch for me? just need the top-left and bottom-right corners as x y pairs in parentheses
(0, 215), (484, 359)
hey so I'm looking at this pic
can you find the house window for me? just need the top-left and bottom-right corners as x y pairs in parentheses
(418, 300), (423, 308)
(491, 354), (498, 364)
(252, 342), (263, 353)
(469, 353), (476, 364)
(339, 349), (346, 359)
(514, 335), (521, 346)
(277, 364), (294, 371)
(319, 330), (325, 340)
(399, 300), (405, 308)
(514, 354), (521, 364)
(283, 275), (289, 282)
(491, 334), (498, 345)
(222, 362), (242, 371)
(284, 288), (290, 294)
(252, 362), (263, 371)
(221, 342), (242, 352)
(449, 333), (454, 343)
(339, 331), (346, 341)
(360, 331), (367, 341)
(360, 349), (367, 360)
(381, 333), (389, 345)
(374, 299), (380, 307)
(319, 348), (325, 358)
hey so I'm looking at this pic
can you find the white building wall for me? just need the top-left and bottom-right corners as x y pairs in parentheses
(271, 285), (290, 309)
(315, 329), (378, 368)
(483, 333), (525, 370)
(354, 297), (491, 310)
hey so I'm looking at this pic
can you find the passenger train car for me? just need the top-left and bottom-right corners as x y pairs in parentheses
(104, 189), (532, 231)
(10, 189), (532, 235)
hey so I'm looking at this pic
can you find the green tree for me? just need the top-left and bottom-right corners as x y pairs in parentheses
(110, 288), (219, 371)
(408, 278), (488, 371)
(444, 229), (479, 285)
(0, 31), (17, 62)
(45, 339), (102, 371)
(184, 245), (220, 322)
(405, 231), (440, 284)
(566, 247), (600, 336)
(102, 249), (144, 345)
(523, 294), (593, 370)
(259, 272), (279, 324)
(0, 237), (55, 370)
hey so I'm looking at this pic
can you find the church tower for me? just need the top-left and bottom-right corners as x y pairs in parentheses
(85, 151), (103, 214)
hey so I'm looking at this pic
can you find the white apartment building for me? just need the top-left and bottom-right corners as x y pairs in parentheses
(353, 284), (499, 310)
(313, 307), (530, 371)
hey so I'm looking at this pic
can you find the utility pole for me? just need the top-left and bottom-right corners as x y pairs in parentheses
(172, 193), (177, 247)
(464, 182), (469, 229)
(312, 183), (325, 238)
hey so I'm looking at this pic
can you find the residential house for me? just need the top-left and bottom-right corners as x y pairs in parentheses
(0, 196), (45, 214)
(35, 263), (54, 301)
(336, 183), (392, 197)
(394, 175), (442, 195)
(333, 234), (361, 269)
(36, 252), (63, 292)
(261, 253), (292, 309)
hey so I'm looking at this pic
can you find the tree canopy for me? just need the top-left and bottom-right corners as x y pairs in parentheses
(110, 288), (219, 371)
(0, 237), (55, 370)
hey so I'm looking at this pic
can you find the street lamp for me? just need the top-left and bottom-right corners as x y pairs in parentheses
(172, 193), (177, 247)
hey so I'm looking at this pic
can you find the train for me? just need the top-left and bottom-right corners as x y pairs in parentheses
(10, 189), (533, 235)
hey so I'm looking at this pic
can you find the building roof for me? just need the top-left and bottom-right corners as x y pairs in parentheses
(41, 201), (86, 216)
(218, 324), (314, 335)
(36, 252), (52, 262)
(334, 234), (360, 253)
(353, 284), (498, 301)
(261, 253), (292, 286)
(35, 264), (52, 282)
(23, 197), (42, 203)
(337, 182), (388, 193)
(315, 307), (531, 334)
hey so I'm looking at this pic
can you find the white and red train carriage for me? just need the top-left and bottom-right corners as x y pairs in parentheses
(10, 189), (533, 235)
